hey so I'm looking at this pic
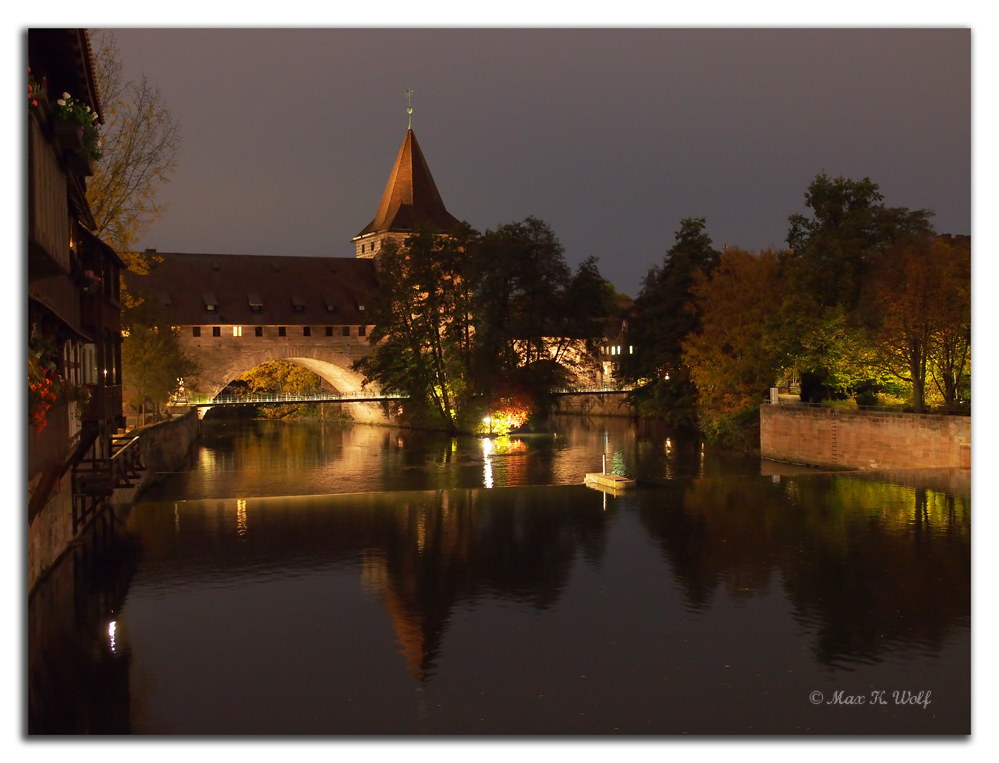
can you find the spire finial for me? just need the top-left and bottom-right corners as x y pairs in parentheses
(406, 89), (414, 130)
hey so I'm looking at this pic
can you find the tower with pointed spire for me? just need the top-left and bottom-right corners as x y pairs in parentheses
(352, 105), (461, 258)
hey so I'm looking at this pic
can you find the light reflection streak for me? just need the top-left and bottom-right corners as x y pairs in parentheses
(482, 437), (494, 489)
(108, 621), (116, 653)
(237, 499), (247, 538)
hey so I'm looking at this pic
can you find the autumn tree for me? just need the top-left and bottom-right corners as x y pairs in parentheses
(928, 239), (971, 408)
(681, 248), (785, 445)
(869, 234), (970, 412)
(87, 30), (181, 280)
(618, 218), (720, 425)
(237, 361), (323, 395)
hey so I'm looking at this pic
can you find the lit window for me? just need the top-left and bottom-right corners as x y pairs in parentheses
(629, 346), (633, 354)
(233, 326), (242, 337)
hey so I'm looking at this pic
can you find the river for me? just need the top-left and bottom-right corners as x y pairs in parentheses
(28, 415), (970, 734)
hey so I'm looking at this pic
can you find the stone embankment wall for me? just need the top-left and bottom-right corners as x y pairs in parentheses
(552, 393), (634, 417)
(28, 472), (74, 596)
(760, 405), (971, 470)
(111, 409), (201, 507)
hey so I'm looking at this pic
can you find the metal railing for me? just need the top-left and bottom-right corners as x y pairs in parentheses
(71, 433), (145, 535)
(184, 385), (636, 406)
(183, 390), (409, 406)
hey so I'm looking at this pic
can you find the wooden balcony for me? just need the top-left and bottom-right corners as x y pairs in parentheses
(28, 113), (71, 280)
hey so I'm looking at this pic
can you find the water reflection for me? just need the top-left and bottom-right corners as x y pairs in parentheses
(127, 486), (611, 684)
(28, 418), (970, 734)
(637, 474), (970, 668)
(139, 417), (768, 504)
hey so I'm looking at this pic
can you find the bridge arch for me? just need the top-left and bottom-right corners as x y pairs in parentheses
(193, 343), (389, 424)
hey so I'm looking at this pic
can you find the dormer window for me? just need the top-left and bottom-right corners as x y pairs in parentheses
(248, 292), (263, 313)
(322, 293), (337, 313)
(203, 293), (218, 312)
(292, 295), (306, 313)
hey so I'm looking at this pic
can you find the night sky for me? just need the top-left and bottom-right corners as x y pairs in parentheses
(103, 28), (970, 296)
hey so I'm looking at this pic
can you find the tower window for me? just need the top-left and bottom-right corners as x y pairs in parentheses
(342, 326), (350, 337)
(279, 327), (286, 337)
(212, 326), (221, 337)
(233, 326), (242, 337)
(255, 327), (263, 337)
(192, 327), (201, 337)
(358, 325), (366, 337)
(326, 326), (333, 337)
(303, 326), (311, 337)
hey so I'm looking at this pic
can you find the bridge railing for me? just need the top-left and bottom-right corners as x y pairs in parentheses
(550, 385), (635, 395)
(184, 390), (409, 406)
(184, 385), (634, 406)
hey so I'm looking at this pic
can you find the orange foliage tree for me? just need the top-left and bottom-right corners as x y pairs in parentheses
(681, 248), (786, 442)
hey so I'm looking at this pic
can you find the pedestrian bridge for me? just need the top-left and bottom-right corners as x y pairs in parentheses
(182, 385), (633, 407)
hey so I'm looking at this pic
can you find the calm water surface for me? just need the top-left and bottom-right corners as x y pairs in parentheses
(28, 417), (970, 734)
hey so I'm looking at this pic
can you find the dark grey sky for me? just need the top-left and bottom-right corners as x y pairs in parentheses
(107, 28), (969, 296)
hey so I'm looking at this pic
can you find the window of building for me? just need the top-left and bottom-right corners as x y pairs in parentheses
(358, 325), (366, 337)
(303, 326), (311, 337)
(325, 326), (333, 337)
(233, 326), (242, 337)
(212, 326), (221, 337)
(278, 326), (286, 337)
(193, 327), (201, 337)
(255, 326), (263, 337)
(342, 326), (350, 337)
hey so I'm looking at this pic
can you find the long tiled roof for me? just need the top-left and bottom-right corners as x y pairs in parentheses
(355, 129), (462, 238)
(123, 252), (378, 326)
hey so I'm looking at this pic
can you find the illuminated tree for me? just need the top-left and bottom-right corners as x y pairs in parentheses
(354, 225), (476, 432)
(237, 361), (322, 395)
(121, 298), (199, 423)
(870, 234), (970, 412)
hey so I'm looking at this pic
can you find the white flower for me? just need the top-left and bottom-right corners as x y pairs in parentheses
(93, 114), (98, 120)
(56, 99), (65, 106)
(62, 92), (70, 99)
(85, 105), (90, 112)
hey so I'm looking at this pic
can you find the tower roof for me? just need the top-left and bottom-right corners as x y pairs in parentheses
(354, 129), (462, 239)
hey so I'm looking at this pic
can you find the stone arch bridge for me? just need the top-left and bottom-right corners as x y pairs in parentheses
(123, 251), (390, 421)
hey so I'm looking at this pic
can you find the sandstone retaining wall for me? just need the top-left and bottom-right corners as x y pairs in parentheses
(760, 405), (971, 470)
